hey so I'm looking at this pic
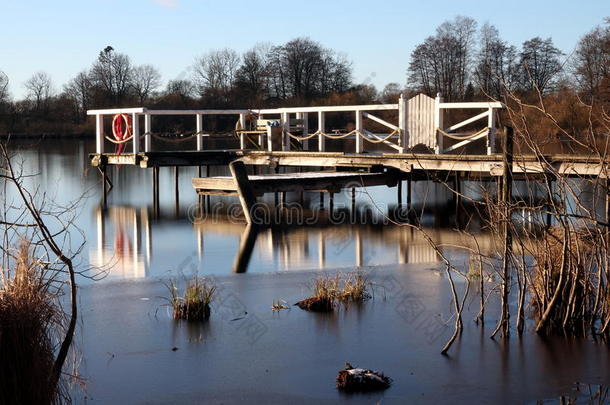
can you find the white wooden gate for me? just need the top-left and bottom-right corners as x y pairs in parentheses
(407, 93), (436, 150)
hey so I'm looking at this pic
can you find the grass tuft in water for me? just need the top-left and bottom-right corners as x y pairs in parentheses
(296, 272), (371, 312)
(167, 277), (216, 321)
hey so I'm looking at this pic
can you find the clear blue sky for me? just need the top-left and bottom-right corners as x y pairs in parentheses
(0, 0), (607, 99)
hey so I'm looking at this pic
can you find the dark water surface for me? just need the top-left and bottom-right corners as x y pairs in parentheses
(5, 138), (610, 404)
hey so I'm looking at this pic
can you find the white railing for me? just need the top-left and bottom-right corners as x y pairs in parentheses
(87, 94), (504, 156)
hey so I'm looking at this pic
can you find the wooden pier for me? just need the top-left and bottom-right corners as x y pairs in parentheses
(87, 93), (610, 224)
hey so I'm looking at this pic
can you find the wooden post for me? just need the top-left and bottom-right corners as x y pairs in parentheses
(318, 111), (325, 152)
(487, 107), (496, 155)
(329, 192), (334, 212)
(229, 161), (257, 225)
(302, 112), (309, 151)
(281, 112), (290, 151)
(144, 114), (152, 152)
(96, 114), (104, 154)
(132, 113), (140, 154)
(196, 114), (204, 151)
(397, 180), (403, 208)
(434, 93), (444, 154)
(101, 164), (107, 207)
(398, 94), (408, 153)
(355, 110), (363, 153)
(239, 113), (247, 150)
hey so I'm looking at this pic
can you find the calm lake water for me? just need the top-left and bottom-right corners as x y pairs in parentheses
(5, 138), (610, 404)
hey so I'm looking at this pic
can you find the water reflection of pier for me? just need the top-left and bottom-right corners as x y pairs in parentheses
(93, 205), (495, 278)
(193, 218), (494, 273)
(91, 205), (151, 279)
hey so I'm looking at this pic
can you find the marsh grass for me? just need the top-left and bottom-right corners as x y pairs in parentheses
(529, 227), (603, 336)
(166, 277), (216, 321)
(296, 272), (371, 312)
(0, 242), (68, 404)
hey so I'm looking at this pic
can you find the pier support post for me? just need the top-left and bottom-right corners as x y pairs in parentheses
(230, 161), (257, 225)
(101, 165), (108, 207)
(397, 180), (403, 208)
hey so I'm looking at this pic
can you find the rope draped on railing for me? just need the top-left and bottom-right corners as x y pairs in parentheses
(437, 127), (490, 140)
(284, 129), (399, 143)
(150, 132), (199, 143)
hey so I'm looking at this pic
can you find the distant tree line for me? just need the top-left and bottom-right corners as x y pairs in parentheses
(0, 17), (608, 136)
(406, 16), (609, 104)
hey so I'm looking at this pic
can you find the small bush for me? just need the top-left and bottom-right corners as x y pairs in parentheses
(167, 277), (216, 321)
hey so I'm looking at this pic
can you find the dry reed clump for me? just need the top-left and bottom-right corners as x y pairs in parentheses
(529, 227), (605, 336)
(0, 243), (67, 404)
(295, 273), (371, 312)
(167, 277), (216, 321)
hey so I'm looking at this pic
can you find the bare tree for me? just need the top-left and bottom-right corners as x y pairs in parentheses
(572, 21), (610, 101)
(131, 64), (162, 104)
(90, 46), (133, 106)
(23, 71), (53, 112)
(474, 23), (519, 98)
(192, 48), (240, 103)
(407, 16), (477, 100)
(63, 71), (93, 122)
(518, 37), (563, 95)
(165, 79), (195, 99)
(0, 70), (8, 105)
(266, 37), (352, 101)
(235, 44), (271, 105)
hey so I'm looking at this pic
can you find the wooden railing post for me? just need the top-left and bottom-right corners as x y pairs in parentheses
(132, 113), (140, 154)
(355, 110), (363, 154)
(239, 113), (247, 150)
(434, 93), (444, 154)
(301, 112), (309, 151)
(318, 111), (325, 152)
(95, 114), (104, 154)
(281, 112), (290, 151)
(398, 94), (408, 153)
(144, 114), (152, 152)
(196, 114), (204, 151)
(487, 107), (496, 155)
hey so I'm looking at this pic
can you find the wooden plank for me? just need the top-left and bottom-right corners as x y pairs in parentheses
(254, 104), (398, 114)
(362, 112), (400, 131)
(192, 171), (400, 196)
(444, 110), (489, 132)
